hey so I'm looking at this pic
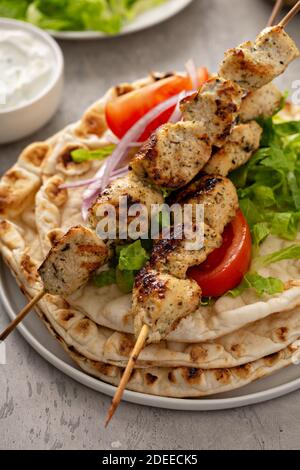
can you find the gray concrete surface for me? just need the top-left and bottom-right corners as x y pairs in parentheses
(1, 0), (300, 450)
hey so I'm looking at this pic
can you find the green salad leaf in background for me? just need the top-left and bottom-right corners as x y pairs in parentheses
(0, 0), (167, 34)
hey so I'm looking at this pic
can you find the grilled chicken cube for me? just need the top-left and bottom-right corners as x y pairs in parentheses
(239, 83), (282, 121)
(88, 172), (163, 238)
(203, 121), (262, 176)
(176, 175), (239, 235)
(38, 225), (109, 296)
(130, 121), (212, 188)
(219, 26), (299, 90)
(133, 267), (201, 343)
(150, 223), (222, 279)
(180, 76), (243, 147)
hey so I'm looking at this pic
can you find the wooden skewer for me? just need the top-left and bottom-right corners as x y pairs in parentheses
(279, 0), (300, 27)
(0, 289), (46, 341)
(268, 0), (284, 26)
(104, 324), (149, 427)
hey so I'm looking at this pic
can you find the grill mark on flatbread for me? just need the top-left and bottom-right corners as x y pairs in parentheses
(71, 319), (95, 339)
(19, 142), (50, 170)
(20, 254), (39, 285)
(274, 327), (288, 342)
(44, 176), (68, 207)
(0, 166), (40, 218)
(119, 334), (135, 356)
(214, 368), (231, 384)
(47, 229), (65, 247)
(75, 107), (107, 138)
(264, 351), (281, 366)
(61, 311), (75, 322)
(182, 367), (203, 384)
(145, 373), (158, 385)
(189, 346), (209, 362)
(168, 371), (177, 384)
(230, 344), (244, 357)
(53, 143), (92, 177)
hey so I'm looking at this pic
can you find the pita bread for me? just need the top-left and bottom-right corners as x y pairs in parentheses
(3, 215), (300, 375)
(71, 343), (300, 398)
(1, 74), (300, 397)
(1, 219), (299, 397)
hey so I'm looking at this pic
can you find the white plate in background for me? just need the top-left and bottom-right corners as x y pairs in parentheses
(1, 260), (300, 410)
(50, 0), (194, 40)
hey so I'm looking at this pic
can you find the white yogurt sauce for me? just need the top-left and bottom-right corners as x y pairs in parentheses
(0, 29), (56, 111)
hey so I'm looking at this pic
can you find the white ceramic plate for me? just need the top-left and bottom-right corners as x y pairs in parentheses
(1, 260), (300, 410)
(49, 0), (194, 40)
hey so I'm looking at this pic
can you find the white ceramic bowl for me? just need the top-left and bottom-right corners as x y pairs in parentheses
(0, 19), (64, 145)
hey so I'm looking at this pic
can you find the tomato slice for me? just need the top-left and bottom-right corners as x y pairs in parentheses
(188, 210), (252, 298)
(106, 68), (209, 140)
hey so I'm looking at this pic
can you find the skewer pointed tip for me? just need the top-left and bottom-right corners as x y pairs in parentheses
(104, 405), (115, 428)
(103, 324), (150, 426)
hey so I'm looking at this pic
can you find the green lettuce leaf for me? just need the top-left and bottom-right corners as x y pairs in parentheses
(252, 222), (270, 247)
(239, 199), (263, 228)
(93, 240), (150, 293)
(93, 268), (116, 288)
(71, 145), (115, 163)
(0, 0), (31, 19)
(116, 240), (150, 293)
(1, 0), (167, 33)
(230, 113), (300, 242)
(258, 244), (300, 266)
(118, 240), (149, 271)
(228, 273), (284, 298)
(115, 268), (136, 294)
(269, 211), (300, 240)
(274, 121), (300, 137)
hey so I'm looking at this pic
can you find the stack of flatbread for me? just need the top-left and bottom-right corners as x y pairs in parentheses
(1, 76), (300, 398)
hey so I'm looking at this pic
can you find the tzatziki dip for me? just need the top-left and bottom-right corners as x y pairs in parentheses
(0, 29), (56, 111)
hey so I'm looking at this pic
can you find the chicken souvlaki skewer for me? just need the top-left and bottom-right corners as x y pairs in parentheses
(0, 67), (285, 342)
(104, 175), (239, 426)
(104, 13), (300, 424)
(132, 175), (239, 343)
(0, 83), (277, 341)
(90, 26), (298, 230)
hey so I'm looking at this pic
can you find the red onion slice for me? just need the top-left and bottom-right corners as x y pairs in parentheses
(81, 164), (130, 220)
(185, 59), (199, 89)
(81, 86), (198, 220)
(60, 165), (128, 190)
(100, 92), (185, 192)
(169, 91), (186, 123)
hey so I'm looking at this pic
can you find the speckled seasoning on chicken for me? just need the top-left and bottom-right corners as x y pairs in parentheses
(219, 26), (299, 90)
